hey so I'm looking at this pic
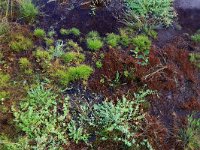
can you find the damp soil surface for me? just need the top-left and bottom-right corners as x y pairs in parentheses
(36, 0), (123, 35)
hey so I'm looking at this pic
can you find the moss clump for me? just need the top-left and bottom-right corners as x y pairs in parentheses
(34, 48), (52, 69)
(19, 0), (39, 22)
(67, 65), (93, 81)
(19, 58), (31, 69)
(66, 40), (82, 51)
(60, 28), (69, 35)
(0, 21), (9, 36)
(119, 29), (131, 47)
(0, 71), (10, 87)
(86, 31), (103, 51)
(34, 48), (51, 62)
(34, 28), (46, 38)
(87, 38), (103, 51)
(45, 38), (54, 46)
(0, 91), (10, 101)
(0, 51), (3, 61)
(69, 28), (81, 36)
(62, 52), (85, 63)
(106, 33), (120, 47)
(19, 57), (33, 75)
(131, 35), (151, 50)
(96, 60), (103, 68)
(60, 28), (80, 36)
(10, 35), (33, 52)
(54, 65), (93, 85)
(87, 31), (100, 39)
(54, 69), (70, 85)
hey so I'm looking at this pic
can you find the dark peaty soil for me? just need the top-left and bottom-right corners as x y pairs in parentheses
(35, 0), (123, 36)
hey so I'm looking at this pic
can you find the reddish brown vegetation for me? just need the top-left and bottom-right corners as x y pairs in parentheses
(145, 115), (169, 150)
(89, 48), (137, 100)
(89, 37), (199, 99)
(88, 36), (200, 149)
(180, 97), (200, 111)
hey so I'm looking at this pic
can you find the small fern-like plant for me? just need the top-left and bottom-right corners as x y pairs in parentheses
(123, 0), (176, 28)
(179, 114), (200, 150)
(12, 84), (69, 149)
(19, 0), (38, 22)
(68, 89), (154, 149)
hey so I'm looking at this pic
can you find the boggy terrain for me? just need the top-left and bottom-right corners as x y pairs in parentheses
(0, 0), (200, 149)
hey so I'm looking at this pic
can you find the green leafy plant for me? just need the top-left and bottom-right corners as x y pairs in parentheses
(132, 35), (151, 50)
(34, 28), (46, 38)
(131, 35), (151, 65)
(106, 33), (120, 47)
(0, 134), (30, 150)
(68, 120), (89, 144)
(124, 0), (176, 28)
(68, 89), (154, 148)
(189, 53), (200, 68)
(179, 114), (200, 150)
(19, 0), (39, 22)
(10, 35), (33, 52)
(145, 28), (158, 39)
(12, 85), (69, 149)
(191, 33), (200, 43)
(62, 52), (85, 63)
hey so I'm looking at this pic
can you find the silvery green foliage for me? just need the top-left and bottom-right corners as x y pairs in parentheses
(51, 40), (65, 58)
(124, 0), (176, 28)
(12, 85), (69, 150)
(68, 89), (154, 149)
